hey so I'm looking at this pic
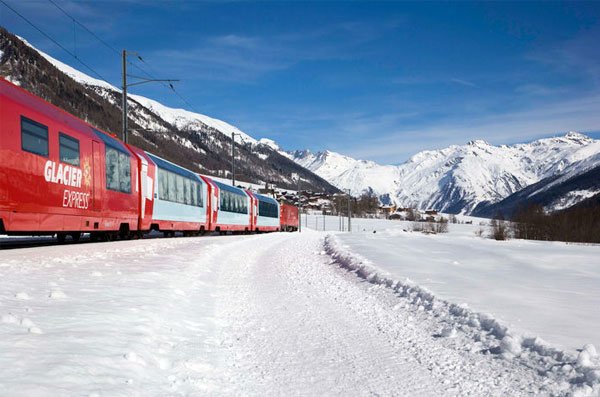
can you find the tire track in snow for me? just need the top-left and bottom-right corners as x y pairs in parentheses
(218, 232), (440, 395)
(216, 231), (555, 395)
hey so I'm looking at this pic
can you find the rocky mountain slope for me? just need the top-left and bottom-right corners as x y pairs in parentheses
(472, 158), (600, 217)
(0, 27), (338, 193)
(290, 133), (600, 214)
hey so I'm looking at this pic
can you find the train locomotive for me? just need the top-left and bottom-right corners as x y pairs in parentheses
(0, 78), (299, 241)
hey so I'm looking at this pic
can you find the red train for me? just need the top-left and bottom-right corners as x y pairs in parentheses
(0, 78), (298, 241)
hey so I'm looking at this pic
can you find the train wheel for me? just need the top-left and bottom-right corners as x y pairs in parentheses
(56, 233), (66, 244)
(70, 232), (81, 242)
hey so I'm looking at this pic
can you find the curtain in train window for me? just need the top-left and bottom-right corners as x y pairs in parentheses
(192, 181), (197, 206)
(197, 183), (204, 207)
(184, 178), (191, 205)
(175, 175), (184, 204)
(118, 152), (131, 193)
(167, 172), (177, 202)
(105, 147), (120, 191)
(158, 168), (168, 200)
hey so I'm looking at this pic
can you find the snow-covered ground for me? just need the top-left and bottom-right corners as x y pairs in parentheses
(305, 214), (600, 353)
(1, 229), (599, 395)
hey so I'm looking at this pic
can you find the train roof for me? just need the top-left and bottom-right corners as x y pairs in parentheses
(213, 180), (248, 196)
(253, 193), (278, 205)
(93, 128), (130, 155)
(0, 78), (122, 148)
(146, 152), (202, 182)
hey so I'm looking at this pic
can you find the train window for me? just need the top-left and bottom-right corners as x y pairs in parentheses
(158, 168), (168, 200)
(105, 147), (131, 193)
(59, 133), (80, 166)
(118, 152), (131, 193)
(21, 116), (48, 157)
(259, 200), (278, 218)
(190, 181), (197, 206)
(106, 148), (120, 191)
(184, 178), (191, 205)
(175, 175), (184, 204)
(167, 172), (177, 202)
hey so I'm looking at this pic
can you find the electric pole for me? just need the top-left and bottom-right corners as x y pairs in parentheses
(297, 176), (301, 233)
(122, 50), (127, 143)
(231, 132), (236, 186)
(121, 49), (179, 143)
(347, 189), (352, 232)
(231, 132), (241, 186)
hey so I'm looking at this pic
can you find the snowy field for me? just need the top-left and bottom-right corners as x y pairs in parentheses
(1, 227), (599, 395)
(305, 214), (600, 353)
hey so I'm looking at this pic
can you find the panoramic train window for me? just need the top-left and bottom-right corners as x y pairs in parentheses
(184, 179), (192, 205)
(167, 172), (177, 202)
(156, 166), (203, 207)
(259, 200), (278, 218)
(175, 175), (184, 204)
(158, 168), (169, 200)
(219, 190), (247, 214)
(21, 116), (48, 157)
(59, 133), (80, 166)
(105, 147), (131, 193)
(191, 183), (198, 206)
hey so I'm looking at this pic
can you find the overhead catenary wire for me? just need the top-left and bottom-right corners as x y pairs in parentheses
(0, 0), (116, 86)
(3, 0), (211, 131)
(46, 0), (202, 114)
(47, 0), (121, 55)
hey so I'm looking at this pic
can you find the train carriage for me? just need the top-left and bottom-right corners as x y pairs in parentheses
(249, 192), (280, 232)
(146, 152), (209, 235)
(280, 202), (299, 232)
(1, 77), (300, 242)
(0, 78), (139, 241)
(199, 176), (251, 233)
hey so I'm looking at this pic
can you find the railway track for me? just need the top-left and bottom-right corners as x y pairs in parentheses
(0, 230), (253, 250)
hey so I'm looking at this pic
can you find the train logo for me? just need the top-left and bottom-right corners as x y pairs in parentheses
(43, 160), (90, 209)
(44, 160), (83, 188)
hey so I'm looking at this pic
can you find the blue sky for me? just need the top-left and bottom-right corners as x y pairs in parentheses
(2, 1), (600, 163)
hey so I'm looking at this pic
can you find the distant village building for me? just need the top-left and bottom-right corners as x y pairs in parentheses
(379, 204), (397, 217)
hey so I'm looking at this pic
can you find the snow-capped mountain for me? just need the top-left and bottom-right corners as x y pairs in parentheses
(0, 28), (337, 193)
(472, 154), (600, 217)
(290, 133), (600, 214)
(291, 150), (401, 204)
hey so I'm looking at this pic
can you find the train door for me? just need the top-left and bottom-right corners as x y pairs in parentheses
(212, 187), (219, 226)
(92, 141), (102, 211)
(252, 195), (258, 230)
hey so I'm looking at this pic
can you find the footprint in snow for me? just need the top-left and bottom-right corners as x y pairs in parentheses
(1, 313), (18, 324)
(15, 292), (30, 300)
(49, 290), (67, 299)
(123, 351), (146, 366)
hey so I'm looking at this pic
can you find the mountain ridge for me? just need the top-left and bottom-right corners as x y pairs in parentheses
(287, 132), (600, 214)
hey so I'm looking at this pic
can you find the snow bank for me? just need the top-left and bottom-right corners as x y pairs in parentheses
(324, 234), (600, 394)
